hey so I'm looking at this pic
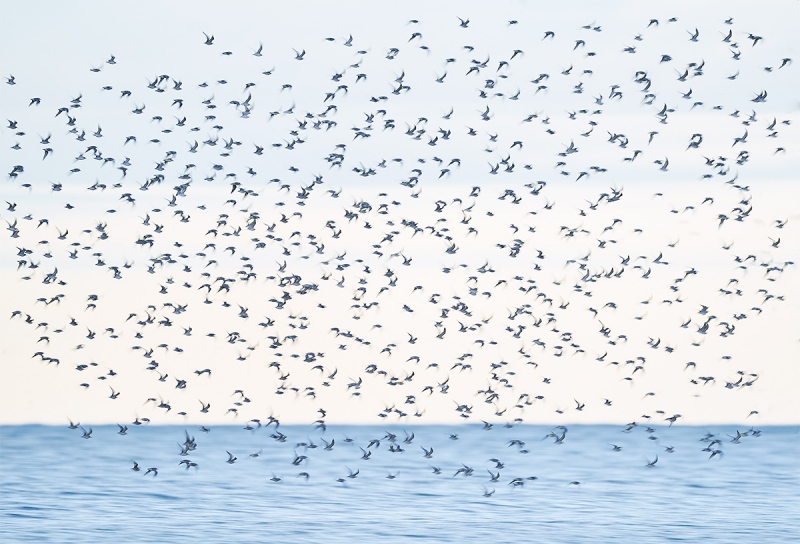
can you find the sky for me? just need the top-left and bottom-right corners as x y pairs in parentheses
(1, 0), (798, 426)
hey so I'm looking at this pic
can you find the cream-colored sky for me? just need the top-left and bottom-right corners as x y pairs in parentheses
(1, 0), (798, 426)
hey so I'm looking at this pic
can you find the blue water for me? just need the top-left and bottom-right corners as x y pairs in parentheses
(1, 424), (798, 543)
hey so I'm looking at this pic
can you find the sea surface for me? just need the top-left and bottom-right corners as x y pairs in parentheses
(1, 424), (798, 543)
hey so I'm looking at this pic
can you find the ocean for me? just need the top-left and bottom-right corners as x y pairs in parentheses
(1, 424), (797, 543)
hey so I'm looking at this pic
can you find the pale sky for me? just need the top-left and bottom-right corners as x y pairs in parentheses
(1, 0), (798, 426)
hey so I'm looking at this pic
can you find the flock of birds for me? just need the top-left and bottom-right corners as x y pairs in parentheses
(75, 421), (764, 492)
(2, 11), (795, 489)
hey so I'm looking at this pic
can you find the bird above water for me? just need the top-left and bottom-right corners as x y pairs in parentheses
(0, 7), (795, 500)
